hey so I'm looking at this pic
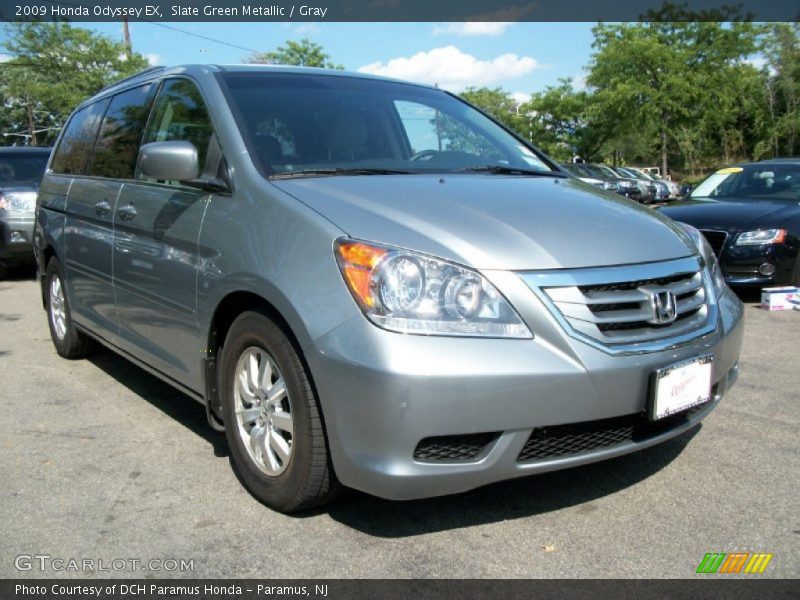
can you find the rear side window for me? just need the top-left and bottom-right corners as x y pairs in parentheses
(50, 100), (109, 175)
(89, 84), (157, 180)
(139, 79), (214, 181)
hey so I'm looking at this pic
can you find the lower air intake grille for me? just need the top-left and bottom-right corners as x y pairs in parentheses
(517, 403), (708, 463)
(414, 432), (500, 462)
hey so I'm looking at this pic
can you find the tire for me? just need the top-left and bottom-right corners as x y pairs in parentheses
(0, 261), (7, 280)
(45, 258), (94, 359)
(220, 310), (340, 512)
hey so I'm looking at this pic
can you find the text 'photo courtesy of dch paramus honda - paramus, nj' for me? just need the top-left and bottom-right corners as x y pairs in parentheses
(34, 64), (744, 513)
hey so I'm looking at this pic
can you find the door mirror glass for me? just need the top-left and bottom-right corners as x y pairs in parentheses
(138, 141), (200, 182)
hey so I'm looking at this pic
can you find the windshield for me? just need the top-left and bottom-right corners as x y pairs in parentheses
(219, 72), (554, 177)
(626, 167), (652, 180)
(580, 164), (611, 179)
(591, 164), (620, 179)
(0, 152), (49, 187)
(692, 165), (800, 201)
(616, 167), (640, 179)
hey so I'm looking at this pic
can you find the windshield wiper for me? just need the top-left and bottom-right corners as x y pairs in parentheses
(455, 165), (567, 177)
(271, 167), (413, 179)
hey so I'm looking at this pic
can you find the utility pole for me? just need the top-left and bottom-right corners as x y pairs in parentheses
(122, 18), (132, 60)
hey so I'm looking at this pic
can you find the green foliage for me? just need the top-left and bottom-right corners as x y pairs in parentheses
(587, 20), (759, 175)
(755, 23), (800, 159)
(246, 39), (344, 69)
(0, 22), (149, 146)
(461, 17), (799, 182)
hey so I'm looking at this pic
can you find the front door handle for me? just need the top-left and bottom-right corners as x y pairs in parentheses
(117, 204), (137, 221)
(94, 200), (111, 216)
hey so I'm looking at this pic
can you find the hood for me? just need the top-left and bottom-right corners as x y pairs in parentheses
(658, 197), (799, 233)
(273, 174), (694, 270)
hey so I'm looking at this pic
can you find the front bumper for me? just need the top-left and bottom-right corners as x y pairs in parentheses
(721, 242), (799, 287)
(307, 282), (744, 501)
(0, 215), (35, 266)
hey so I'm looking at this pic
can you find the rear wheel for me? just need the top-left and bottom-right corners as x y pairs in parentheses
(45, 259), (94, 359)
(220, 311), (340, 512)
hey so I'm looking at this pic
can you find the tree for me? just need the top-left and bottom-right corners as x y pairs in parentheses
(246, 39), (343, 69)
(587, 19), (758, 175)
(522, 79), (609, 162)
(0, 22), (149, 146)
(459, 87), (521, 131)
(756, 23), (800, 158)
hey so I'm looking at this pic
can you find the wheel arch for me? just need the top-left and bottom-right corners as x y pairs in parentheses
(202, 286), (316, 426)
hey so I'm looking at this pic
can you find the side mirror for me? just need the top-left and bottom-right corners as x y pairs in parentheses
(139, 141), (200, 182)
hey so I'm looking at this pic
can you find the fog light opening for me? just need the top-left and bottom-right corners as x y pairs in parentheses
(758, 263), (776, 277)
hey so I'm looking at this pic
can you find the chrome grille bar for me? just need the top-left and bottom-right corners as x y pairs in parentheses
(520, 256), (718, 355)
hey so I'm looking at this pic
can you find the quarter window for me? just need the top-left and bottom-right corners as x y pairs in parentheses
(89, 84), (157, 180)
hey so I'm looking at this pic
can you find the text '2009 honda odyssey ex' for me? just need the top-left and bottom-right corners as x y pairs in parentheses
(35, 65), (744, 512)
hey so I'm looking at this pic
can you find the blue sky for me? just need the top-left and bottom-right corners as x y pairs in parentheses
(1, 22), (598, 102)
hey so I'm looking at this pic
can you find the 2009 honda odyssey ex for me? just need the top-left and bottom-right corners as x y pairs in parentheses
(35, 65), (744, 512)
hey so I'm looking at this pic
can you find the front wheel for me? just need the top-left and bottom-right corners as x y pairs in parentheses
(220, 311), (340, 512)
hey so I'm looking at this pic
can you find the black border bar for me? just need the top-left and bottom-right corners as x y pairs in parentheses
(0, 0), (798, 22)
(2, 579), (799, 600)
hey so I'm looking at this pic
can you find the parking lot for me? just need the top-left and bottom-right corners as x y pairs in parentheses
(0, 271), (797, 579)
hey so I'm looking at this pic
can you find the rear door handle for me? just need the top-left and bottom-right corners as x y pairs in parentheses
(117, 204), (137, 221)
(94, 200), (111, 216)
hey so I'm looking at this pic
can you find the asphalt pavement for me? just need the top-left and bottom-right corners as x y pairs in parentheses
(0, 271), (797, 578)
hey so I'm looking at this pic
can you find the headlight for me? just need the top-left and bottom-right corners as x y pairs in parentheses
(603, 181), (619, 191)
(676, 223), (726, 296)
(618, 180), (635, 189)
(735, 229), (787, 246)
(334, 239), (532, 338)
(0, 191), (37, 211)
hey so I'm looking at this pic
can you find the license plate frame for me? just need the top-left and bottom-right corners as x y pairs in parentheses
(648, 355), (713, 421)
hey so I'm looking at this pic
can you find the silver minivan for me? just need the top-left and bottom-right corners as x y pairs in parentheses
(35, 65), (744, 512)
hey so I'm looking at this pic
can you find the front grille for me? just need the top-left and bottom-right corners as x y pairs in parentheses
(540, 263), (709, 348)
(517, 403), (708, 463)
(699, 230), (728, 257)
(414, 432), (500, 462)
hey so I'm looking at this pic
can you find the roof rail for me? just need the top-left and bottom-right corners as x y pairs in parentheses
(97, 66), (167, 94)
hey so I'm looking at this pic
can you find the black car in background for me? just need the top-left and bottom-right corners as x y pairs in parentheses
(0, 147), (51, 278)
(658, 160), (800, 287)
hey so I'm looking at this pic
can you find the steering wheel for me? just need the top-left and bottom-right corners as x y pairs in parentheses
(410, 150), (439, 162)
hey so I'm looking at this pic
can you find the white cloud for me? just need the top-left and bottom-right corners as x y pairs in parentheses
(294, 23), (321, 35)
(744, 56), (767, 69)
(0, 54), (11, 63)
(510, 91), (531, 106)
(572, 75), (587, 90)
(146, 53), (162, 66)
(358, 46), (541, 92)
(432, 22), (513, 37)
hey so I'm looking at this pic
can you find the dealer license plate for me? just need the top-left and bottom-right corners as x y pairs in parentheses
(650, 356), (713, 420)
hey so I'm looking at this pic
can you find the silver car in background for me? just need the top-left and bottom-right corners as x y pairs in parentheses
(35, 65), (744, 512)
(0, 147), (51, 278)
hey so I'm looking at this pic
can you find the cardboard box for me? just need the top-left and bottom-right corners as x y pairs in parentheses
(761, 286), (799, 311)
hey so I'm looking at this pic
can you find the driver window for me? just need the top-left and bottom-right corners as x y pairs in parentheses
(394, 100), (505, 162)
(138, 78), (215, 185)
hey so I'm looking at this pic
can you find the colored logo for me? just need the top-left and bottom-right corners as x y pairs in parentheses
(696, 552), (773, 574)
